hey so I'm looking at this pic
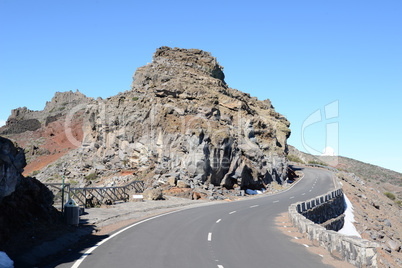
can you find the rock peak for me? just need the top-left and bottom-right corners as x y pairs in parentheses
(153, 46), (225, 81)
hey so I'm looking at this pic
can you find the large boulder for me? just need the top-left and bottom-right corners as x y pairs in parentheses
(143, 188), (164, 200)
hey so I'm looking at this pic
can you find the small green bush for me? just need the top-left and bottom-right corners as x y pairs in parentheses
(308, 160), (327, 166)
(132, 97), (138, 101)
(395, 200), (402, 207)
(85, 172), (97, 181)
(287, 154), (304, 164)
(384, 191), (396, 201)
(31, 170), (40, 176)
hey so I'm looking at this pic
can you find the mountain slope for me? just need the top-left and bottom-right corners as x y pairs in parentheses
(288, 145), (402, 199)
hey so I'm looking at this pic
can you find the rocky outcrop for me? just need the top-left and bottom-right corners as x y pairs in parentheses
(5, 47), (290, 199)
(0, 137), (26, 202)
(0, 136), (60, 249)
(0, 90), (90, 136)
(0, 90), (91, 176)
(38, 47), (291, 195)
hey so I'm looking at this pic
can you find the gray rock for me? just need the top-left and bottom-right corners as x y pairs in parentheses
(387, 240), (400, 252)
(384, 219), (392, 227)
(177, 180), (190, 188)
(167, 177), (177, 186)
(143, 188), (163, 200)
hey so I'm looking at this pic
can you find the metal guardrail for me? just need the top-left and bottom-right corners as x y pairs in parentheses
(69, 180), (144, 208)
(45, 180), (144, 209)
(307, 164), (339, 173)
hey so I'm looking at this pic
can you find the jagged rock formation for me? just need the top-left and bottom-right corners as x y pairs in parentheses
(0, 136), (59, 248)
(34, 47), (290, 194)
(0, 137), (26, 202)
(0, 90), (91, 175)
(1, 90), (90, 136)
(3, 47), (291, 199)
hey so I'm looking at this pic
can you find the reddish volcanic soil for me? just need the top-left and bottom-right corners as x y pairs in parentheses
(6, 113), (85, 176)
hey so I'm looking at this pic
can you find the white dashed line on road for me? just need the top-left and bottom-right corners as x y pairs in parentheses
(208, 233), (212, 241)
(216, 219), (221, 223)
(289, 196), (294, 199)
(309, 190), (312, 192)
(294, 237), (299, 240)
(301, 193), (305, 195)
(217, 265), (224, 268)
(318, 254), (324, 258)
(229, 211), (236, 214)
(303, 244), (309, 248)
(250, 205), (259, 208)
(273, 200), (279, 203)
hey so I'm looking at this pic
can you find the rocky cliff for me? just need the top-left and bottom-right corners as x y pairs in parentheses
(0, 90), (91, 175)
(5, 47), (291, 198)
(0, 137), (26, 202)
(0, 136), (59, 249)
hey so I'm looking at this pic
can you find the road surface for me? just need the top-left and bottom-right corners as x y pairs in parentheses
(57, 166), (336, 268)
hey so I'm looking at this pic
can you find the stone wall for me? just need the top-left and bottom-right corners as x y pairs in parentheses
(300, 191), (345, 230)
(288, 186), (379, 267)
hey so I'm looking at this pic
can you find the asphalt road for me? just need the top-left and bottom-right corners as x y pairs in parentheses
(59, 166), (336, 268)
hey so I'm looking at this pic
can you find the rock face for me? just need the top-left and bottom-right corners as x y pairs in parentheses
(1, 90), (90, 136)
(0, 90), (91, 176)
(0, 136), (59, 247)
(54, 47), (290, 192)
(0, 137), (26, 202)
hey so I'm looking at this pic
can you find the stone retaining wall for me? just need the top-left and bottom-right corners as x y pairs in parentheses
(288, 186), (378, 267)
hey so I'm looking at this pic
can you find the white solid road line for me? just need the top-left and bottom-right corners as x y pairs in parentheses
(217, 265), (224, 268)
(208, 232), (212, 241)
(216, 219), (221, 223)
(71, 210), (181, 268)
(229, 211), (236, 214)
(250, 205), (259, 208)
(303, 244), (309, 248)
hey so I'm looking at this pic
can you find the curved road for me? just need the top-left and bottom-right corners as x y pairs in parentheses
(59, 167), (336, 268)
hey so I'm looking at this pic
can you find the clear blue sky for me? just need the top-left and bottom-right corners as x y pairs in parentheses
(1, 0), (401, 173)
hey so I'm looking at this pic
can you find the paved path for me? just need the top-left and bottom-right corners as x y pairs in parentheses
(57, 167), (335, 268)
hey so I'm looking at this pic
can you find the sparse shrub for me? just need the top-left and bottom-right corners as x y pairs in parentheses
(31, 170), (40, 176)
(384, 191), (396, 201)
(395, 200), (402, 207)
(308, 160), (327, 166)
(287, 154), (304, 164)
(85, 172), (97, 181)
(132, 97), (138, 101)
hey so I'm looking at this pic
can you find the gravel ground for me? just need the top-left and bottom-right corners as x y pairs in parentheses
(80, 196), (210, 228)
